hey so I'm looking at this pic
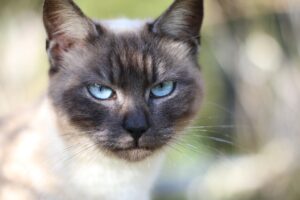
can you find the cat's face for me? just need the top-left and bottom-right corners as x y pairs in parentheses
(43, 0), (204, 161)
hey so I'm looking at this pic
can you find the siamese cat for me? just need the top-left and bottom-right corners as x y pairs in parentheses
(0, 0), (204, 199)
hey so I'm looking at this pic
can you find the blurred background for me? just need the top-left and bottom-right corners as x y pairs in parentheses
(0, 0), (300, 199)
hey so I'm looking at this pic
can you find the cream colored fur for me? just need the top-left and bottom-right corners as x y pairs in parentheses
(0, 98), (164, 200)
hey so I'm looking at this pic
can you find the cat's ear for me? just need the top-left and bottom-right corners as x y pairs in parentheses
(150, 0), (204, 47)
(43, 0), (99, 49)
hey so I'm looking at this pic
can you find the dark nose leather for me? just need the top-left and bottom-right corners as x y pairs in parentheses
(123, 109), (149, 142)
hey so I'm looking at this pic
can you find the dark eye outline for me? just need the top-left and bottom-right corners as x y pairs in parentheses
(87, 84), (116, 100)
(150, 81), (176, 99)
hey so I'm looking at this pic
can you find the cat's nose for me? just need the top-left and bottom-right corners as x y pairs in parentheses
(123, 110), (149, 141)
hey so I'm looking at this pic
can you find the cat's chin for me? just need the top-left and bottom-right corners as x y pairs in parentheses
(113, 148), (154, 162)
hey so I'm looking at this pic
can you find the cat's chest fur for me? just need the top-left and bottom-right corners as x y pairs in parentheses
(0, 99), (163, 200)
(66, 151), (163, 200)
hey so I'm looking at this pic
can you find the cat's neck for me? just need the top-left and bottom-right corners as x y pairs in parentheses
(35, 98), (164, 200)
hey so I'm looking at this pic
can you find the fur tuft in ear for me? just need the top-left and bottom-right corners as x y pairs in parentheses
(43, 0), (98, 40)
(151, 0), (204, 47)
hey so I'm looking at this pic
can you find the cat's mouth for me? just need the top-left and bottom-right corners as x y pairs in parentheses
(107, 138), (168, 161)
(94, 131), (172, 161)
(112, 147), (154, 162)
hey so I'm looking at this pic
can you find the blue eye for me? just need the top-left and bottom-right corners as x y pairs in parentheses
(150, 81), (176, 98)
(87, 84), (115, 100)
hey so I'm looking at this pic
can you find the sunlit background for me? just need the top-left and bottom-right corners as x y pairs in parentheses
(0, 0), (300, 199)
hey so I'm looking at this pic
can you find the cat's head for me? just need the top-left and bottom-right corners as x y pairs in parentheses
(43, 0), (204, 161)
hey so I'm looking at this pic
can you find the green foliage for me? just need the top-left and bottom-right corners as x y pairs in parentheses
(77, 0), (173, 19)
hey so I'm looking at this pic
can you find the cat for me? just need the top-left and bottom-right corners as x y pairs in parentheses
(0, 0), (204, 199)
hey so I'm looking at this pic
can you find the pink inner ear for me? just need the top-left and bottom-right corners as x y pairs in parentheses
(48, 34), (80, 61)
(47, 36), (77, 70)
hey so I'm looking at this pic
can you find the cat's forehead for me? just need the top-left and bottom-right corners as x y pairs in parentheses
(62, 20), (197, 89)
(90, 30), (193, 87)
(98, 19), (193, 61)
